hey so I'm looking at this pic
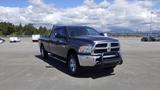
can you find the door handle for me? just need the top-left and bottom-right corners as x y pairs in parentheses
(50, 39), (59, 44)
(56, 40), (67, 45)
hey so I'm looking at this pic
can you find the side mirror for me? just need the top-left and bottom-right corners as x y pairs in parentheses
(100, 33), (108, 37)
(100, 33), (104, 36)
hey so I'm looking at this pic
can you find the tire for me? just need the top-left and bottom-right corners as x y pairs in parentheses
(119, 59), (123, 65)
(67, 54), (80, 75)
(40, 46), (48, 59)
(103, 66), (115, 73)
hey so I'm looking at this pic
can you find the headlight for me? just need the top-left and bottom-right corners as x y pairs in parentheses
(78, 45), (93, 53)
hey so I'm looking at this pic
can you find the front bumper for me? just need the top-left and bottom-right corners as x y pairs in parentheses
(78, 53), (123, 67)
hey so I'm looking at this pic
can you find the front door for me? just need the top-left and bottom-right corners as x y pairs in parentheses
(50, 27), (68, 58)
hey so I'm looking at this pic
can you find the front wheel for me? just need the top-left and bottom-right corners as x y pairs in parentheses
(67, 54), (80, 75)
(103, 66), (115, 73)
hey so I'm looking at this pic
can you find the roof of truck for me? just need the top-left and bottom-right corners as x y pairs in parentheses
(53, 25), (88, 28)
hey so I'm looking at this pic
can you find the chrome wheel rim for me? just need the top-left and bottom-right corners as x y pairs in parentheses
(69, 58), (76, 73)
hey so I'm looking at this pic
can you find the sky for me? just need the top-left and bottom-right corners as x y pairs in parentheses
(0, 0), (160, 31)
(0, 0), (113, 8)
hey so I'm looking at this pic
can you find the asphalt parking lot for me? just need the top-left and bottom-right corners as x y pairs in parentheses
(0, 37), (160, 90)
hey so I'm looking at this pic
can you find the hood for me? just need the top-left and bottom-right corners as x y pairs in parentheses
(72, 36), (119, 42)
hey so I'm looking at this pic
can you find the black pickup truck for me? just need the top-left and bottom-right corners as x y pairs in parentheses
(39, 25), (123, 75)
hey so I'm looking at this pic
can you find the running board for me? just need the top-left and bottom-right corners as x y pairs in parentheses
(50, 55), (67, 63)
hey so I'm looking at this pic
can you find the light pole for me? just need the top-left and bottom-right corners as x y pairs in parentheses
(150, 11), (153, 36)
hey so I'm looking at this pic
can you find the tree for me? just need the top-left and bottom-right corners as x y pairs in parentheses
(0, 22), (50, 36)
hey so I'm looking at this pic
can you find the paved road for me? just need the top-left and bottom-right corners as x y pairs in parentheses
(0, 37), (160, 90)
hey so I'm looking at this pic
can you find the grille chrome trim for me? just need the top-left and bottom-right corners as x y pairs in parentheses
(95, 47), (108, 49)
(91, 41), (120, 55)
(103, 55), (116, 58)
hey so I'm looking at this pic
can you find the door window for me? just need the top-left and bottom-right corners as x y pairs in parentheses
(51, 27), (66, 39)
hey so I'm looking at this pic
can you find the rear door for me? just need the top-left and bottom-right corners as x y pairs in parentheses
(49, 27), (59, 54)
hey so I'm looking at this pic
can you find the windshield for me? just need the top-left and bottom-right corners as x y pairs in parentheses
(67, 26), (100, 37)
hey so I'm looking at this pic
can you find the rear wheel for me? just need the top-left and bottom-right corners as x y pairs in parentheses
(40, 46), (48, 58)
(67, 54), (80, 75)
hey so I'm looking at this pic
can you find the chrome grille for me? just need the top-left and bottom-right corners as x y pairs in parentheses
(93, 42), (120, 54)
(111, 43), (119, 47)
(95, 43), (107, 47)
(94, 49), (107, 53)
(111, 48), (120, 52)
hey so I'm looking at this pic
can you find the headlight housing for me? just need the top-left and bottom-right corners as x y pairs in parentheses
(78, 45), (93, 53)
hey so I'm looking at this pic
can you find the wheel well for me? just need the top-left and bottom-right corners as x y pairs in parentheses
(67, 49), (77, 59)
(67, 49), (80, 66)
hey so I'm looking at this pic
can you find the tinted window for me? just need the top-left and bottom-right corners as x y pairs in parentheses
(52, 27), (66, 38)
(67, 27), (100, 37)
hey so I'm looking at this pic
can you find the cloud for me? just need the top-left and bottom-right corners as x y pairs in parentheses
(0, 0), (159, 31)
(29, 0), (44, 5)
